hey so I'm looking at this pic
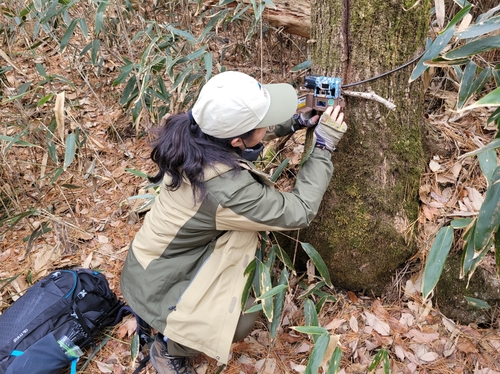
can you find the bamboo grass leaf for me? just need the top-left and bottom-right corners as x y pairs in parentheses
(270, 268), (288, 339)
(444, 35), (500, 60)
(422, 226), (454, 299)
(458, 60), (477, 109)
(474, 166), (500, 250)
(461, 86), (500, 111)
(292, 326), (328, 335)
(204, 52), (213, 82)
(95, 2), (108, 37)
(274, 244), (295, 273)
(258, 259), (273, 322)
(270, 158), (290, 182)
(78, 18), (88, 39)
(60, 18), (78, 52)
(291, 60), (312, 72)
(465, 296), (491, 309)
(460, 138), (500, 158)
(257, 284), (287, 300)
(305, 333), (330, 374)
(130, 333), (139, 366)
(456, 15), (500, 39)
(326, 346), (342, 374)
(300, 242), (333, 287)
(478, 148), (497, 186)
(410, 4), (472, 82)
(63, 132), (76, 170)
(167, 25), (196, 43)
(450, 218), (474, 229)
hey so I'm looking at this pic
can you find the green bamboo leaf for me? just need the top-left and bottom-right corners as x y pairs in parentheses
(368, 349), (385, 371)
(316, 296), (328, 314)
(460, 138), (500, 158)
(258, 259), (273, 322)
(91, 39), (100, 65)
(130, 333), (139, 365)
(461, 86), (500, 111)
(47, 140), (57, 163)
(204, 52), (213, 82)
(0, 135), (37, 148)
(299, 281), (326, 299)
(470, 67), (492, 95)
(219, 0), (236, 4)
(172, 65), (194, 91)
(120, 76), (138, 107)
(33, 0), (42, 11)
(257, 284), (287, 300)
(113, 63), (135, 86)
(270, 268), (289, 339)
(51, 167), (65, 184)
(78, 17), (88, 39)
(488, 107), (500, 125)
(299, 142), (315, 167)
(36, 63), (47, 78)
(37, 93), (54, 106)
(265, 245), (276, 268)
(450, 218), (473, 229)
(270, 158), (290, 182)
(465, 296), (491, 309)
(63, 132), (76, 170)
(478, 148), (497, 186)
(291, 60), (312, 72)
(422, 226), (454, 299)
(292, 326), (328, 335)
(167, 25), (196, 43)
(410, 5), (472, 82)
(383, 349), (390, 374)
(455, 15), (500, 39)
(326, 346), (342, 374)
(444, 35), (500, 60)
(199, 10), (227, 42)
(274, 244), (295, 273)
(245, 303), (263, 314)
(305, 333), (330, 374)
(424, 56), (470, 67)
(474, 166), (500, 250)
(304, 298), (319, 327)
(493, 65), (500, 85)
(458, 60), (477, 109)
(461, 221), (477, 276)
(95, 2), (107, 37)
(301, 242), (333, 287)
(125, 168), (149, 178)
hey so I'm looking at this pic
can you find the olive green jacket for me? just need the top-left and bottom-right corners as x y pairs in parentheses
(120, 122), (333, 363)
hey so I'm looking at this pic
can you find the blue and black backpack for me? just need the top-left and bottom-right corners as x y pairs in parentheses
(0, 268), (127, 374)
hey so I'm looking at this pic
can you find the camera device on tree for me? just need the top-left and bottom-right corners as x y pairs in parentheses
(297, 75), (345, 114)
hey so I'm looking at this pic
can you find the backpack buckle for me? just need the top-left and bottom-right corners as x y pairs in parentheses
(77, 290), (87, 299)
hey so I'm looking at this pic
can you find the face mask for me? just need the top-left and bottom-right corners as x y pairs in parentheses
(241, 142), (264, 162)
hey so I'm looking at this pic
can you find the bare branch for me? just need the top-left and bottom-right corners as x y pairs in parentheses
(343, 90), (397, 111)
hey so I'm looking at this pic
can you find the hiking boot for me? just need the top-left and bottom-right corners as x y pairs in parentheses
(150, 336), (196, 374)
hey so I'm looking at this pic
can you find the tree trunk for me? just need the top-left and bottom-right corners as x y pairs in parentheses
(297, 0), (431, 294)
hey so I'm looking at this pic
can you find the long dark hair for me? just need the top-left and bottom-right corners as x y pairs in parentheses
(149, 112), (255, 200)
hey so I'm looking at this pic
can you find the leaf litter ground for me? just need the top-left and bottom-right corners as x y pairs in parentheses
(1, 22), (500, 374)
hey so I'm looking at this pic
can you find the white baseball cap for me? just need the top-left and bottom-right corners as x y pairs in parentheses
(192, 71), (298, 138)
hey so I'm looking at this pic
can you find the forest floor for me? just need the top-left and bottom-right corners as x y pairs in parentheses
(1, 9), (500, 374)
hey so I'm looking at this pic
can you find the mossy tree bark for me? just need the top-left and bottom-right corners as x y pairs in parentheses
(297, 0), (431, 294)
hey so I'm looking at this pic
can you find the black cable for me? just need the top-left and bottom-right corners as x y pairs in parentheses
(340, 51), (425, 88)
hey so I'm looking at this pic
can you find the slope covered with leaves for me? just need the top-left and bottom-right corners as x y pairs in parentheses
(1, 1), (499, 373)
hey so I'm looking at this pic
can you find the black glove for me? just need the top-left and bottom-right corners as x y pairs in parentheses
(291, 110), (319, 132)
